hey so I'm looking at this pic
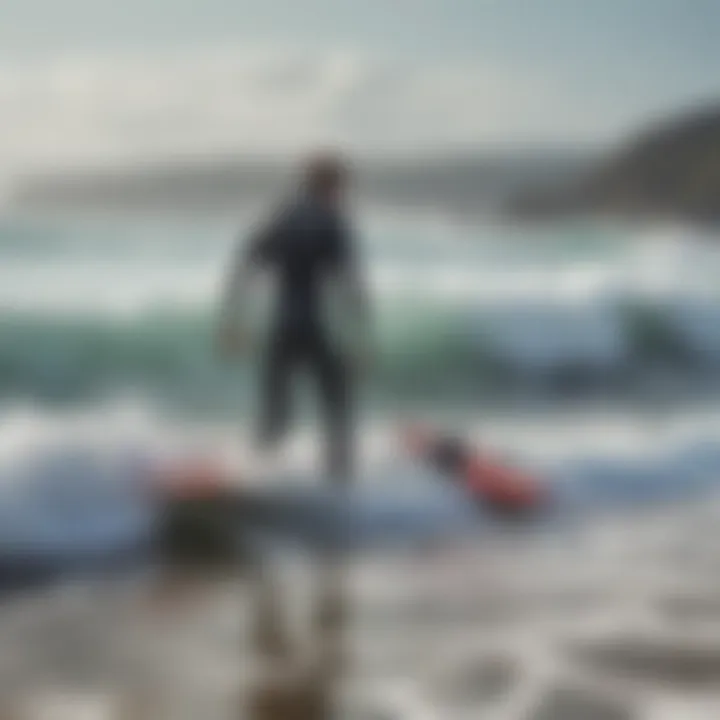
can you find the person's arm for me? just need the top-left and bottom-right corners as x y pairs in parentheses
(216, 211), (280, 357)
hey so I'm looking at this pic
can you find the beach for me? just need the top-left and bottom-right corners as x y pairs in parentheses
(3, 490), (720, 718)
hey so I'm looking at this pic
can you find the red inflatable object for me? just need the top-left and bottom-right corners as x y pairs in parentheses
(402, 425), (547, 514)
(465, 455), (547, 512)
(151, 459), (231, 500)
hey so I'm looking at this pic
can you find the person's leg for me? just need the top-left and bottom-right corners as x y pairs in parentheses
(257, 331), (295, 451)
(308, 331), (353, 484)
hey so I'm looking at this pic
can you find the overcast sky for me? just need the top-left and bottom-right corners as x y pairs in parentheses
(0, 0), (718, 173)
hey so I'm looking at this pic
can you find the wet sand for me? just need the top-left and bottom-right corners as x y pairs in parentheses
(3, 499), (720, 719)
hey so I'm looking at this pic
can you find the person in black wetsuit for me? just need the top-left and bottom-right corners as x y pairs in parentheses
(217, 154), (368, 482)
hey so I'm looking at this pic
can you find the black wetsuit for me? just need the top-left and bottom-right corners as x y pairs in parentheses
(241, 197), (363, 480)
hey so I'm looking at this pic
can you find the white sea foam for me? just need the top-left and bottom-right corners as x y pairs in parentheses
(0, 400), (719, 561)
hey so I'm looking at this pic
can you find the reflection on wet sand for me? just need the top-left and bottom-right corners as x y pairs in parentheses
(243, 559), (347, 720)
(5, 500), (720, 718)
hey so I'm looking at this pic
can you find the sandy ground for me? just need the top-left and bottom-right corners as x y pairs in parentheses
(3, 499), (720, 719)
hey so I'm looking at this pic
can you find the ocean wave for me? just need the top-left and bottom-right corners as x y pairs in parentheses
(0, 215), (718, 404)
(2, 293), (720, 406)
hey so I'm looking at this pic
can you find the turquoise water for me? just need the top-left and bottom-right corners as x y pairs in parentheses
(1, 213), (720, 414)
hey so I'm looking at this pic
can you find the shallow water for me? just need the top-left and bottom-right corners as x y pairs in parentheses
(4, 495), (720, 718)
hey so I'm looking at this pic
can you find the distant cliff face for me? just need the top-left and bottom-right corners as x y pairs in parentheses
(512, 104), (720, 223)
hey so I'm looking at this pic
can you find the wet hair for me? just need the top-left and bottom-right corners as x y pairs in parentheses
(303, 153), (348, 196)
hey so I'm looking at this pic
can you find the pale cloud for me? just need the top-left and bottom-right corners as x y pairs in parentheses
(0, 45), (617, 176)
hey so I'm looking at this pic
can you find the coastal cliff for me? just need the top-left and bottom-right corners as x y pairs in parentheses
(512, 104), (720, 223)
